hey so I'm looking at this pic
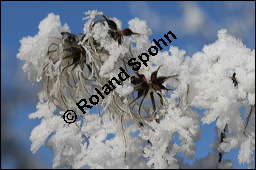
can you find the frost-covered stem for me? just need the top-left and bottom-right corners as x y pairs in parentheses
(243, 104), (255, 136)
(120, 115), (127, 164)
(217, 124), (228, 168)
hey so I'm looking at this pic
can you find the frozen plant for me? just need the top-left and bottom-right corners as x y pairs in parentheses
(17, 10), (255, 168)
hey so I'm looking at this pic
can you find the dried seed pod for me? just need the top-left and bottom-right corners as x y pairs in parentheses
(129, 65), (178, 121)
(93, 15), (139, 45)
(42, 32), (93, 111)
(231, 73), (238, 87)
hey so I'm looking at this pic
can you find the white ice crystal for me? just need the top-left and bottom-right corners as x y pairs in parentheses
(17, 13), (70, 82)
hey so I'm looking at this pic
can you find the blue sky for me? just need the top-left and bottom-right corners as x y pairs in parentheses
(1, 1), (255, 168)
